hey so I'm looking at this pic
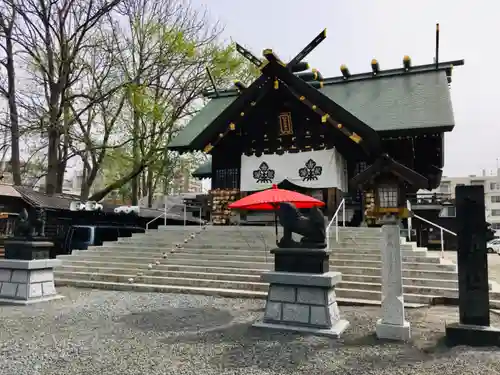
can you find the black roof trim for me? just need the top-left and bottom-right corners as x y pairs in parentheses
(349, 154), (429, 190)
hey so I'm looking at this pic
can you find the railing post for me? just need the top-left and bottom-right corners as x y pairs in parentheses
(440, 228), (444, 258)
(342, 201), (345, 227)
(199, 207), (202, 229)
(335, 215), (339, 243)
(183, 205), (187, 226)
(406, 200), (412, 241)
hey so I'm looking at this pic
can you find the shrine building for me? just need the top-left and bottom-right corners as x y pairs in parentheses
(167, 28), (463, 225)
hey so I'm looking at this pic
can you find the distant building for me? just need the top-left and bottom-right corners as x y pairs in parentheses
(421, 169), (500, 230)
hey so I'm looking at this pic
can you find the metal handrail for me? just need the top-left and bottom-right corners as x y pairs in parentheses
(326, 198), (345, 250)
(146, 204), (185, 230)
(410, 211), (456, 259)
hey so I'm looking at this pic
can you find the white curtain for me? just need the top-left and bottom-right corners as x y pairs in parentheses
(240, 149), (347, 192)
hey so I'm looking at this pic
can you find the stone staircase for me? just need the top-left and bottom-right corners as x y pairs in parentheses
(53, 225), (500, 308)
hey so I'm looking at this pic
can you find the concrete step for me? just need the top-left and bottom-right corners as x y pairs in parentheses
(130, 232), (198, 240)
(54, 271), (270, 292)
(75, 248), (442, 265)
(157, 226), (206, 231)
(60, 252), (448, 271)
(333, 265), (458, 280)
(104, 240), (418, 252)
(337, 280), (458, 298)
(90, 246), (431, 259)
(58, 255), (274, 270)
(115, 240), (268, 249)
(56, 260), (267, 274)
(56, 223), (460, 308)
(58, 257), (457, 281)
(332, 252), (440, 263)
(56, 264), (459, 291)
(56, 266), (263, 282)
(72, 251), (276, 264)
(53, 278), (426, 307)
(330, 258), (455, 271)
(55, 278), (267, 299)
(53, 272), (434, 305)
(341, 273), (458, 289)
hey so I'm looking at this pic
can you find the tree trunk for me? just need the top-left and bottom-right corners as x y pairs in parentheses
(89, 164), (147, 202)
(45, 128), (60, 195)
(5, 33), (21, 185)
(80, 161), (100, 201)
(147, 167), (154, 207)
(55, 97), (71, 193)
(130, 101), (140, 205)
(80, 162), (90, 200)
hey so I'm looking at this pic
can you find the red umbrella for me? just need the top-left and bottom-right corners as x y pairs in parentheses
(229, 184), (325, 210)
(229, 185), (325, 244)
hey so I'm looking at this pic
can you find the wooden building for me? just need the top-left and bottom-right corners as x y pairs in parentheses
(170, 29), (463, 225)
(0, 185), (203, 236)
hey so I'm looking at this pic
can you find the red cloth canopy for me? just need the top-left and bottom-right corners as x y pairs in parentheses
(228, 184), (325, 211)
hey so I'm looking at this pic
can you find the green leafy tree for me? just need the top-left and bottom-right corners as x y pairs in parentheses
(88, 0), (257, 203)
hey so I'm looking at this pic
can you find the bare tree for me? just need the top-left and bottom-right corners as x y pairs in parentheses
(0, 2), (21, 184)
(8, 0), (122, 194)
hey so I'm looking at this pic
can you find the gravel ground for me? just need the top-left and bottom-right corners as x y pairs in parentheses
(1, 288), (500, 375)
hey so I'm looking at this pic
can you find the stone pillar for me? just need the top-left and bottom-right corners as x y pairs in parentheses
(375, 217), (411, 341)
(253, 248), (349, 338)
(446, 185), (500, 346)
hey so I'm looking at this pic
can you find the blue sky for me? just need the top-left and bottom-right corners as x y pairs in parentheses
(191, 0), (497, 177)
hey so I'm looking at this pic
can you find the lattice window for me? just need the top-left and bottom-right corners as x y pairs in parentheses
(378, 186), (399, 208)
(214, 168), (240, 189)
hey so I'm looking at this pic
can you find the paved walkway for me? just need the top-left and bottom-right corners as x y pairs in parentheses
(0, 288), (499, 375)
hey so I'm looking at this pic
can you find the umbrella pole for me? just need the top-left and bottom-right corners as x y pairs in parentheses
(274, 205), (279, 246)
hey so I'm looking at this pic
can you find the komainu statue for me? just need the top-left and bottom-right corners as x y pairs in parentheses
(277, 202), (326, 249)
(14, 208), (46, 239)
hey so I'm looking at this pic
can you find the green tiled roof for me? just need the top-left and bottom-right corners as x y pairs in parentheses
(168, 69), (455, 150)
(192, 160), (212, 178)
(320, 70), (454, 132)
(168, 96), (234, 149)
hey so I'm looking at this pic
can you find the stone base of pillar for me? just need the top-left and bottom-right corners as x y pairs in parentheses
(0, 259), (64, 305)
(446, 322), (500, 347)
(253, 271), (350, 338)
(376, 319), (411, 341)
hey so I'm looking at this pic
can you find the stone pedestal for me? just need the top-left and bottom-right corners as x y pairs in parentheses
(253, 248), (349, 338)
(272, 248), (329, 274)
(0, 259), (63, 304)
(376, 220), (411, 341)
(5, 239), (53, 260)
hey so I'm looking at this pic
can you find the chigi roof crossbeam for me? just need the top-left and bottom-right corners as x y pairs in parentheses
(197, 28), (383, 160)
